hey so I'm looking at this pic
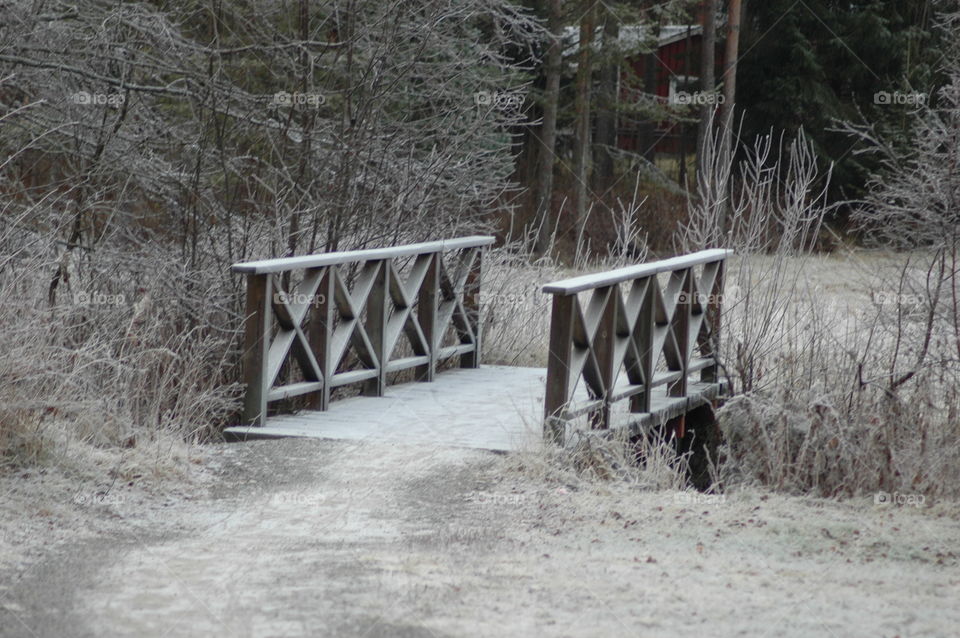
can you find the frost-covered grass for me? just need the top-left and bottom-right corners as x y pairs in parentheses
(0, 224), (241, 478)
(717, 248), (960, 499)
(482, 244), (960, 499)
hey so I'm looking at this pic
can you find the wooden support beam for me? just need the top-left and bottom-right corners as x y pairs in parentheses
(669, 268), (692, 398)
(701, 260), (725, 383)
(417, 254), (440, 382)
(632, 277), (655, 414)
(593, 286), (617, 429)
(241, 273), (272, 426)
(544, 294), (576, 444)
(309, 268), (334, 411)
(460, 248), (482, 368)
(364, 260), (388, 397)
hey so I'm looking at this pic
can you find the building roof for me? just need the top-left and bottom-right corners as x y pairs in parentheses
(562, 23), (703, 54)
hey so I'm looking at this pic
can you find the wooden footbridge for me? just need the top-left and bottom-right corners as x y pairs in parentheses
(224, 236), (731, 451)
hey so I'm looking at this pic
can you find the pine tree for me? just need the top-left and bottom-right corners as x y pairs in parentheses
(735, 0), (945, 204)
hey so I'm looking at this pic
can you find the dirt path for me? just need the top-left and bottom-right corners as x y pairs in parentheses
(2, 438), (959, 637)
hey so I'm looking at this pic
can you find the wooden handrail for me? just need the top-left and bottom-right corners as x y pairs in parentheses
(543, 249), (732, 295)
(232, 236), (494, 274)
(236, 236), (492, 425)
(542, 249), (731, 443)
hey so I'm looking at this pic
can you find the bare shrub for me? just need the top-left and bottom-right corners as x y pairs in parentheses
(503, 428), (688, 491)
(482, 191), (649, 367)
(682, 13), (960, 497)
(0, 207), (241, 474)
(0, 0), (542, 476)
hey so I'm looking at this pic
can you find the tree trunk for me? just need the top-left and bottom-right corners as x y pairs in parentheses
(719, 0), (743, 233)
(720, 0), (742, 157)
(573, 0), (596, 233)
(638, 50), (657, 164)
(679, 23), (692, 188)
(534, 0), (563, 255)
(593, 10), (619, 196)
(696, 0), (717, 183)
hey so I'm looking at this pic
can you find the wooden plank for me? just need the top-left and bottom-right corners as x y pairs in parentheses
(416, 253), (439, 382)
(460, 247), (482, 368)
(363, 259), (388, 397)
(608, 383), (647, 404)
(384, 355), (431, 373)
(651, 370), (683, 387)
(688, 356), (716, 373)
(437, 343), (475, 360)
(592, 285), (617, 429)
(241, 273), (272, 426)
(632, 276), (655, 413)
(309, 268), (334, 411)
(232, 236), (495, 274)
(701, 259), (725, 383)
(560, 398), (605, 420)
(268, 381), (325, 402)
(329, 368), (379, 388)
(543, 294), (576, 444)
(668, 268), (692, 397)
(542, 249), (732, 295)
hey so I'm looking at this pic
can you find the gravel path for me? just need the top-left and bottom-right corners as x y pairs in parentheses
(2, 438), (959, 637)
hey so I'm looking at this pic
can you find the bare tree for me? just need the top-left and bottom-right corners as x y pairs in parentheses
(573, 0), (597, 230)
(534, 0), (563, 255)
(696, 0), (717, 182)
(593, 5), (620, 194)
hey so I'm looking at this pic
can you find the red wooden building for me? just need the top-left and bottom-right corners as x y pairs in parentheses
(566, 18), (725, 163)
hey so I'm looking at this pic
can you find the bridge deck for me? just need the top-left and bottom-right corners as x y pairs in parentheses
(223, 366), (723, 451)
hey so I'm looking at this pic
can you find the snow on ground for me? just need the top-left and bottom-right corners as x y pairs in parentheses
(2, 438), (958, 637)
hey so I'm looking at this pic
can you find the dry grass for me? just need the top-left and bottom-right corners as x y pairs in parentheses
(501, 428), (690, 492)
(715, 250), (960, 499)
(0, 221), (242, 478)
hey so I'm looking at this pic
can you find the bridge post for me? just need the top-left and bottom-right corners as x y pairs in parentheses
(544, 293), (576, 444)
(701, 259), (725, 383)
(632, 277), (655, 414)
(593, 286), (617, 430)
(668, 268), (692, 398)
(460, 248), (482, 369)
(417, 254), (439, 382)
(241, 273), (272, 426)
(364, 260), (389, 396)
(309, 268), (334, 411)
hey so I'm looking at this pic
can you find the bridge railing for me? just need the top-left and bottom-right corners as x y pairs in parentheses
(542, 249), (732, 443)
(232, 236), (494, 426)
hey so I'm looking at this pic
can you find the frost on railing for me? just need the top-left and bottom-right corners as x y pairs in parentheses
(542, 249), (732, 443)
(233, 236), (493, 426)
